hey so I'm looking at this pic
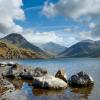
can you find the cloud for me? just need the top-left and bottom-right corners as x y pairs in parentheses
(23, 29), (64, 45)
(89, 22), (96, 29)
(79, 31), (92, 39)
(42, 0), (100, 39)
(25, 6), (42, 11)
(64, 28), (72, 32)
(91, 21), (100, 38)
(0, 0), (25, 34)
(42, 0), (100, 19)
(42, 1), (58, 18)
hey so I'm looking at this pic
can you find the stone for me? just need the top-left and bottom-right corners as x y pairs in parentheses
(2, 62), (48, 80)
(32, 75), (68, 90)
(20, 71), (33, 80)
(33, 67), (47, 77)
(68, 71), (94, 87)
(19, 67), (47, 80)
(0, 77), (15, 94)
(55, 69), (67, 82)
(2, 64), (23, 78)
(0, 62), (7, 67)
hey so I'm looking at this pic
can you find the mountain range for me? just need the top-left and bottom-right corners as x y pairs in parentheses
(0, 33), (100, 59)
(58, 40), (100, 57)
(0, 33), (49, 59)
(40, 42), (67, 56)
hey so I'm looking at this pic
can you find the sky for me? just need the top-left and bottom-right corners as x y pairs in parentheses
(0, 0), (100, 47)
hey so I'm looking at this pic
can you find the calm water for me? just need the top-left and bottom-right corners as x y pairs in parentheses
(1, 58), (100, 100)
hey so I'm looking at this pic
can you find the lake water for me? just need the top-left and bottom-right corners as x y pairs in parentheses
(1, 58), (100, 100)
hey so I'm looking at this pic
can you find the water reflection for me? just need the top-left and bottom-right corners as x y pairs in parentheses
(3, 58), (99, 100)
(7, 78), (94, 100)
(71, 86), (93, 99)
(32, 88), (64, 96)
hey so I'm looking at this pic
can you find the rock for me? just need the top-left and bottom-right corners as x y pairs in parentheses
(68, 71), (94, 87)
(2, 64), (23, 78)
(20, 67), (48, 80)
(2, 62), (48, 80)
(33, 67), (47, 77)
(32, 75), (68, 90)
(20, 71), (33, 80)
(55, 69), (67, 83)
(0, 62), (7, 67)
(0, 77), (15, 94)
(2, 66), (14, 78)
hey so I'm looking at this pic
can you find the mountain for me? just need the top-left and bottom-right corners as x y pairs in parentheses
(40, 42), (67, 56)
(58, 39), (100, 57)
(0, 41), (46, 59)
(0, 33), (48, 57)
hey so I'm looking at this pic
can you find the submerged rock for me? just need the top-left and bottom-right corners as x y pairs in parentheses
(32, 75), (68, 90)
(55, 69), (67, 83)
(68, 71), (94, 87)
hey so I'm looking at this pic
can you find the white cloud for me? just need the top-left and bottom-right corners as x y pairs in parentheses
(42, 1), (58, 18)
(42, 0), (100, 39)
(91, 21), (100, 38)
(79, 31), (92, 39)
(89, 22), (96, 29)
(64, 28), (72, 32)
(42, 0), (100, 19)
(23, 30), (64, 45)
(0, 0), (25, 34)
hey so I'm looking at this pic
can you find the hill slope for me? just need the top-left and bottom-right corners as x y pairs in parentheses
(0, 33), (48, 57)
(59, 40), (100, 57)
(0, 41), (46, 59)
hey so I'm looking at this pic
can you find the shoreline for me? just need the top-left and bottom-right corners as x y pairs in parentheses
(0, 62), (94, 100)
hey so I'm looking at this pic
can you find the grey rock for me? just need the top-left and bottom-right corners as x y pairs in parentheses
(55, 69), (67, 82)
(32, 75), (68, 89)
(68, 71), (94, 87)
(32, 67), (47, 77)
(2, 63), (48, 80)
(20, 71), (33, 80)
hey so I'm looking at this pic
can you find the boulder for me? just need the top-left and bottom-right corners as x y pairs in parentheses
(2, 66), (14, 78)
(55, 69), (67, 82)
(20, 67), (48, 80)
(0, 62), (7, 67)
(2, 62), (48, 80)
(68, 71), (94, 87)
(20, 71), (33, 80)
(2, 64), (23, 78)
(32, 75), (68, 90)
(33, 67), (47, 77)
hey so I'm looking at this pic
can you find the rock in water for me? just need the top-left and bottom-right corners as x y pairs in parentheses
(20, 71), (33, 80)
(68, 71), (94, 87)
(55, 69), (67, 82)
(32, 75), (68, 90)
(2, 64), (23, 78)
(33, 67), (47, 77)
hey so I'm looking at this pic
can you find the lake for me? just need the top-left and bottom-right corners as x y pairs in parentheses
(1, 58), (100, 100)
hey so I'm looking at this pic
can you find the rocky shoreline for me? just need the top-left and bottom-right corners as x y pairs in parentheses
(0, 62), (94, 100)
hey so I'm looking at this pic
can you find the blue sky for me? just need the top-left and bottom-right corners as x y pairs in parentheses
(20, 0), (76, 31)
(0, 0), (100, 47)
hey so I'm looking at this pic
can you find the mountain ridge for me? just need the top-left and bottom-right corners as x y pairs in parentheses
(58, 39), (100, 57)
(0, 41), (47, 59)
(40, 42), (67, 56)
